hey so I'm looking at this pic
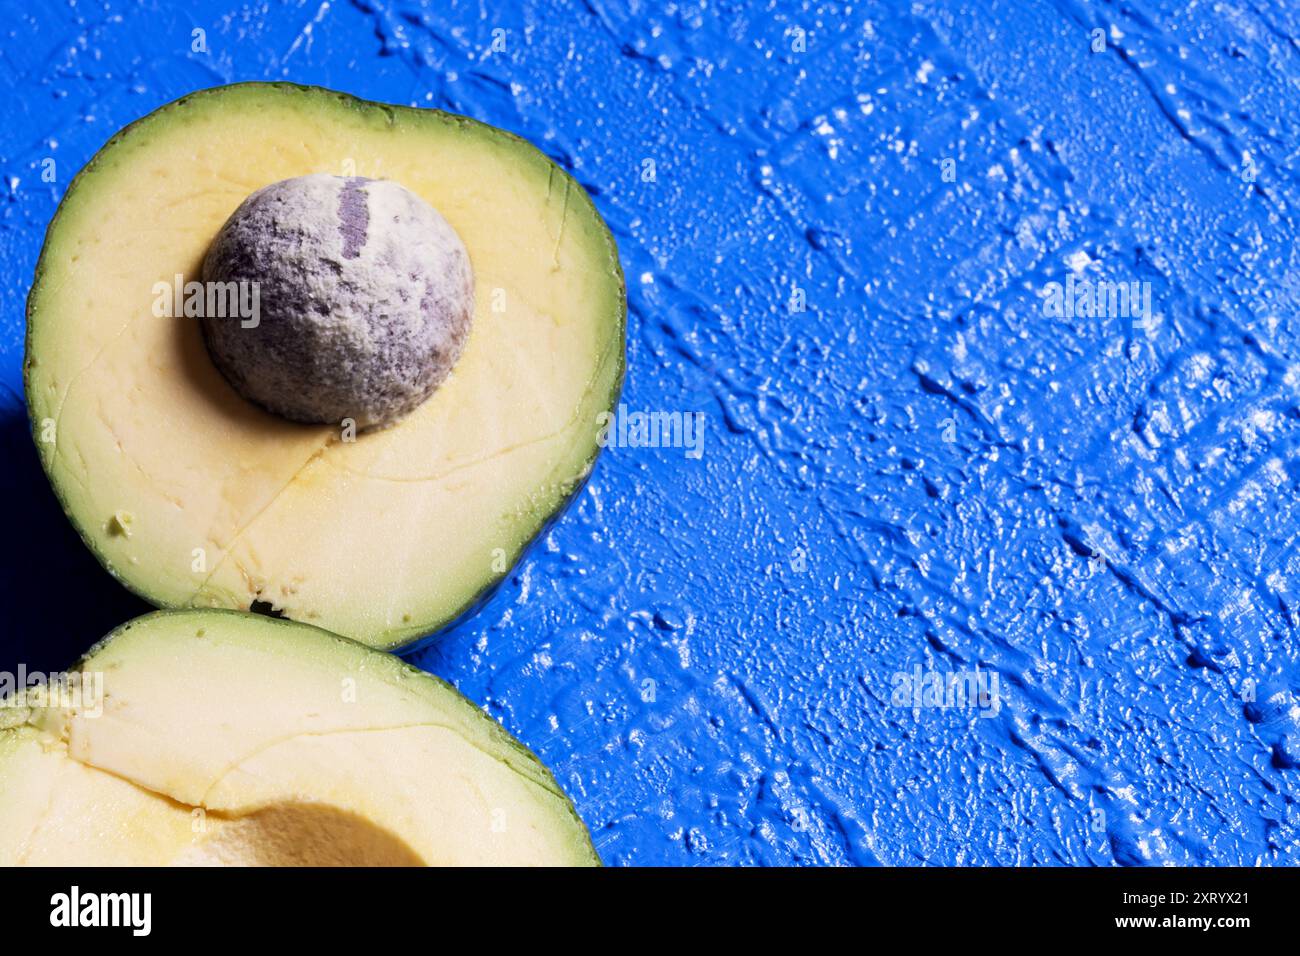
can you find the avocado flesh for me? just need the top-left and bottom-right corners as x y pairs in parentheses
(0, 610), (599, 866)
(25, 83), (626, 650)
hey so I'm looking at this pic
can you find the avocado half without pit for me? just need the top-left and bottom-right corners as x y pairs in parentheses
(25, 82), (626, 650)
(0, 610), (598, 866)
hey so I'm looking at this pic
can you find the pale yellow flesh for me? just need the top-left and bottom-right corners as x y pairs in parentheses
(0, 611), (598, 866)
(27, 85), (624, 648)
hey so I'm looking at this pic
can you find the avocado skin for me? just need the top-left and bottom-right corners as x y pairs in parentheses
(23, 82), (627, 653)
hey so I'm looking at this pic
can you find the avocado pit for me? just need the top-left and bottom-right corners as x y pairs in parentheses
(201, 174), (474, 431)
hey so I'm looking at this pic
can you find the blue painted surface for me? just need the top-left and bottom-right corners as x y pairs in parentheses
(2, 0), (1300, 866)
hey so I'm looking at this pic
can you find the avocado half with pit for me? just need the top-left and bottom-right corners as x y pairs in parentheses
(0, 610), (598, 866)
(25, 82), (625, 650)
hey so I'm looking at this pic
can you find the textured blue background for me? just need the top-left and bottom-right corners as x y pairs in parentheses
(3, 0), (1300, 866)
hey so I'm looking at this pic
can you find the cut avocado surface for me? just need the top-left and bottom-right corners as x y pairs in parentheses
(0, 609), (599, 866)
(25, 82), (626, 650)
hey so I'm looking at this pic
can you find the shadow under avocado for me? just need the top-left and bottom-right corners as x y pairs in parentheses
(0, 397), (150, 676)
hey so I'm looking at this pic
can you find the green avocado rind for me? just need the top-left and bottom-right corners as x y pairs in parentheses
(24, 82), (627, 652)
(70, 607), (602, 866)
